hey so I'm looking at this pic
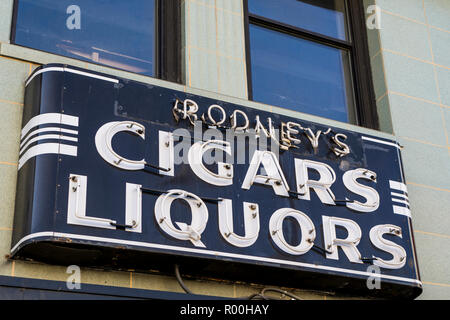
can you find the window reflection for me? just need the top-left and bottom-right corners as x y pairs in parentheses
(249, 25), (354, 123)
(15, 0), (155, 76)
(248, 0), (348, 41)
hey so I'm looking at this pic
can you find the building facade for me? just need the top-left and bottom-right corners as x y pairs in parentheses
(0, 0), (448, 299)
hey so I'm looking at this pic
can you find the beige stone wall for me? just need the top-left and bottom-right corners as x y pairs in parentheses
(365, 0), (450, 300)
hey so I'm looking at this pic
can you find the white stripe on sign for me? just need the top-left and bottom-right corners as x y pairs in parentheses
(18, 143), (77, 170)
(21, 113), (79, 139)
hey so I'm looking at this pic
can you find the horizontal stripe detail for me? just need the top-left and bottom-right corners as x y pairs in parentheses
(18, 143), (77, 170)
(390, 181), (408, 193)
(391, 198), (410, 207)
(21, 113), (79, 139)
(393, 206), (412, 218)
(19, 134), (78, 155)
(20, 127), (78, 148)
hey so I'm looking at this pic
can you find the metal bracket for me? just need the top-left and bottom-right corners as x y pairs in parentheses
(333, 199), (355, 207)
(143, 162), (171, 173)
(288, 190), (306, 198)
(311, 244), (333, 256)
(110, 221), (136, 230)
(361, 257), (378, 264)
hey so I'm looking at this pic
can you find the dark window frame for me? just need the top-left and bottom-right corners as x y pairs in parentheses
(10, 0), (182, 84)
(244, 0), (379, 130)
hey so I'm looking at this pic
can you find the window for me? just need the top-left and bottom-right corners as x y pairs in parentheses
(11, 0), (181, 82)
(245, 0), (378, 128)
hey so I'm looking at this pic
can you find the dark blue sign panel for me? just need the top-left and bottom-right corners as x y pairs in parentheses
(12, 64), (422, 298)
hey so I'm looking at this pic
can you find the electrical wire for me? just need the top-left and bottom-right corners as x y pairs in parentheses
(242, 287), (304, 300)
(260, 287), (304, 300)
(246, 293), (267, 300)
(174, 264), (303, 300)
(174, 264), (193, 294)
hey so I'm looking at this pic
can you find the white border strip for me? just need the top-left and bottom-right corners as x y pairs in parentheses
(11, 232), (422, 286)
(11, 232), (54, 253)
(362, 136), (401, 149)
(25, 67), (64, 86)
(25, 66), (119, 87)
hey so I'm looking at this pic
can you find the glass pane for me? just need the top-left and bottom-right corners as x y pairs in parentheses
(15, 0), (155, 76)
(249, 24), (355, 123)
(248, 0), (348, 41)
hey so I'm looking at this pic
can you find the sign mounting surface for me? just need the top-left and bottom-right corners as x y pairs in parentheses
(12, 64), (422, 298)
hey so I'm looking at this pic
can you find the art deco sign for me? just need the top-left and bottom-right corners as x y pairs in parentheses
(12, 64), (422, 298)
